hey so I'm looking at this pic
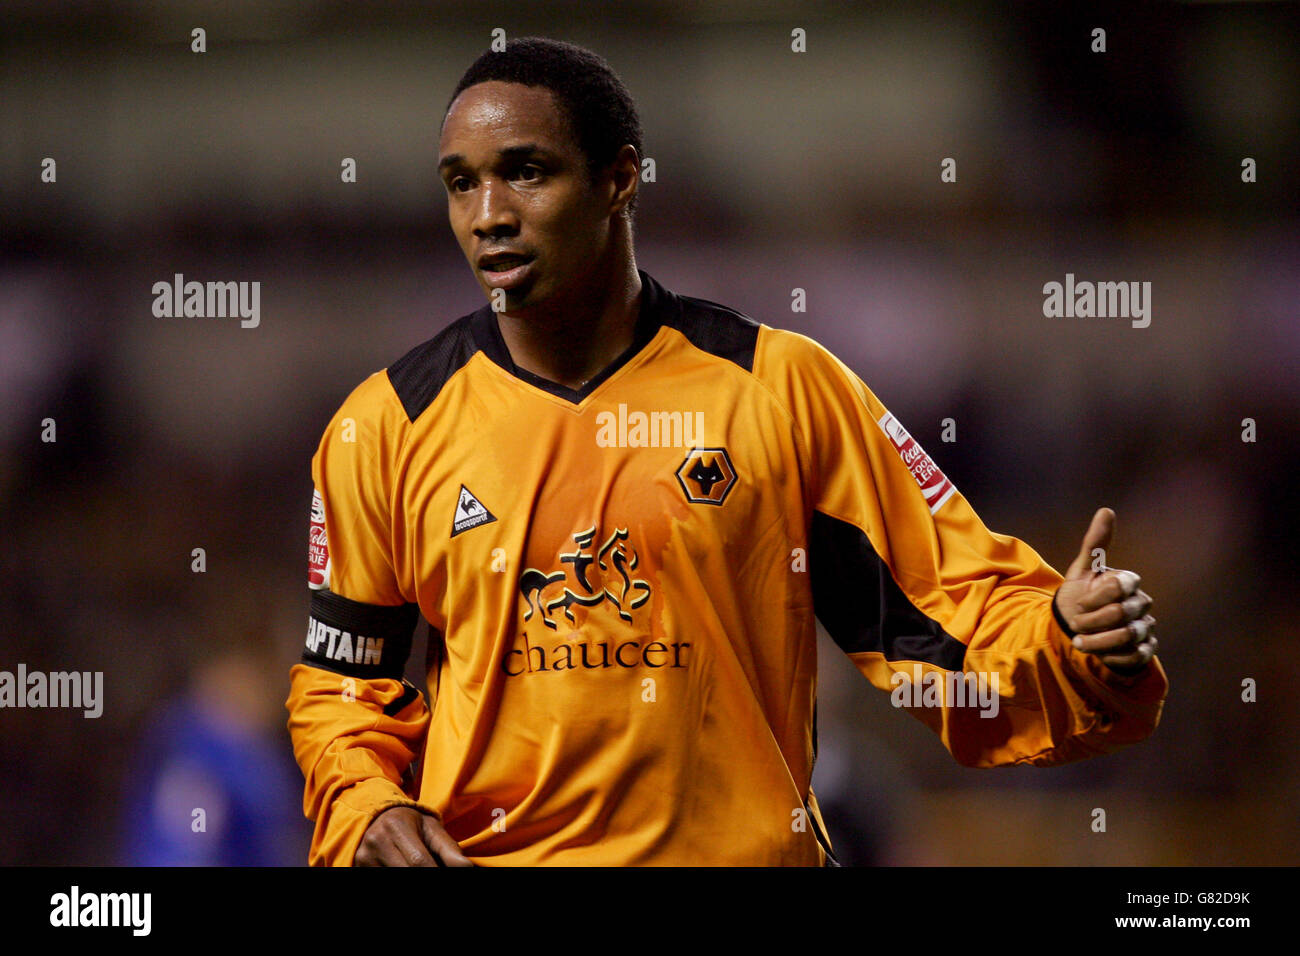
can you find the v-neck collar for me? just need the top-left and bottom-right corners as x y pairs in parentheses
(468, 269), (678, 404)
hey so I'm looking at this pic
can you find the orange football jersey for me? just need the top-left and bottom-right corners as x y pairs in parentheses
(286, 269), (1168, 866)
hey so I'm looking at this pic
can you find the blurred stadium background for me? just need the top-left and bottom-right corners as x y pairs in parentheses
(1, 0), (1297, 865)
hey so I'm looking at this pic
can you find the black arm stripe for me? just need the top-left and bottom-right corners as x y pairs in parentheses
(382, 681), (422, 717)
(810, 510), (967, 671)
(302, 590), (420, 680)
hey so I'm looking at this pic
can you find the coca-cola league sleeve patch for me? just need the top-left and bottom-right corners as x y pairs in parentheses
(302, 487), (419, 679)
(308, 488), (331, 590)
(875, 411), (957, 515)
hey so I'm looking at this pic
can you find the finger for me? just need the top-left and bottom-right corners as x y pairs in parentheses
(1065, 507), (1115, 581)
(1127, 615), (1155, 643)
(1072, 589), (1151, 629)
(1088, 568), (1141, 601)
(1071, 603), (1128, 634)
(355, 822), (401, 867)
(1072, 625), (1137, 655)
(421, 814), (475, 867)
(1120, 588), (1152, 620)
(1072, 616), (1156, 655)
(356, 833), (400, 867)
(388, 819), (439, 867)
(354, 841), (380, 867)
(1078, 570), (1141, 611)
(1101, 635), (1158, 671)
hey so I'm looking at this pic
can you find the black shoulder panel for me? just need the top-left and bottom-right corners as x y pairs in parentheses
(385, 312), (483, 423)
(664, 291), (760, 373)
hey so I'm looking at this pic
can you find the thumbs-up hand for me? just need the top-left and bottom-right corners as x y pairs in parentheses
(1053, 508), (1158, 675)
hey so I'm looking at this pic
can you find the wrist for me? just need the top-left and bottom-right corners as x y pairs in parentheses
(1102, 658), (1151, 679)
(1051, 587), (1078, 639)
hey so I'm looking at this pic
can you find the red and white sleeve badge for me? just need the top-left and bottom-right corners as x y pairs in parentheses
(308, 488), (331, 590)
(876, 411), (957, 515)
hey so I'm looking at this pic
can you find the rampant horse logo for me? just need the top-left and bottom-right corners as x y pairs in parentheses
(519, 527), (652, 629)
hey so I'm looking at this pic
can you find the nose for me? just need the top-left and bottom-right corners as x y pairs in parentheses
(472, 179), (520, 238)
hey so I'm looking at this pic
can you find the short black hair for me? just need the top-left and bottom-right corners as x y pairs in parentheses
(445, 37), (643, 216)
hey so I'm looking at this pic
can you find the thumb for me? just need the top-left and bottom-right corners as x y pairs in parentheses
(1064, 507), (1115, 580)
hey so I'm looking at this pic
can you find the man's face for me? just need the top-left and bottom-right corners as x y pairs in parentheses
(438, 81), (616, 310)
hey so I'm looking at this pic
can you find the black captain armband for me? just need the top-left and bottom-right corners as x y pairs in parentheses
(302, 589), (420, 680)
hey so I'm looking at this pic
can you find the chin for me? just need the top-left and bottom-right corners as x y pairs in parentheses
(513, 272), (558, 309)
(489, 282), (541, 313)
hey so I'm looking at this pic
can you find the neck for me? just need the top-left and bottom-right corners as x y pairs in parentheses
(495, 251), (642, 392)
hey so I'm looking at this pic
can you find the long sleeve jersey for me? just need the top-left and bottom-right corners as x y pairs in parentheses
(285, 269), (1168, 866)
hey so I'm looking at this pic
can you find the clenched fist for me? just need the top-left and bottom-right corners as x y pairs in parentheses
(1053, 507), (1159, 675)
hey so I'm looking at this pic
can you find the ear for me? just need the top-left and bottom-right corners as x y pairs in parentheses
(606, 143), (640, 217)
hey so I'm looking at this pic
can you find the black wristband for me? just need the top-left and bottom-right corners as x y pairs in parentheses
(1051, 588), (1078, 639)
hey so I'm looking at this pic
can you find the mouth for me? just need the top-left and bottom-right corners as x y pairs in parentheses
(478, 253), (536, 290)
(480, 253), (532, 271)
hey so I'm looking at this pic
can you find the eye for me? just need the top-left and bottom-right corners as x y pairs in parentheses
(449, 176), (473, 193)
(516, 164), (543, 182)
